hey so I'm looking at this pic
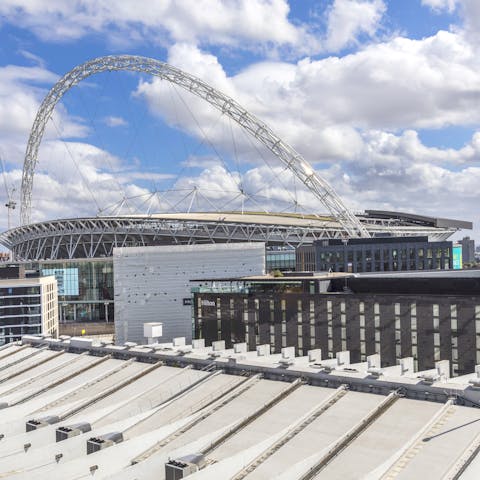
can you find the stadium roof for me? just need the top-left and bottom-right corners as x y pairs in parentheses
(0, 210), (470, 261)
(365, 210), (473, 230)
(0, 336), (479, 479)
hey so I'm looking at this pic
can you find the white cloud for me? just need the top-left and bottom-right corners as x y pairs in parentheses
(421, 0), (458, 13)
(0, 0), (318, 54)
(0, 64), (89, 169)
(325, 0), (386, 52)
(130, 37), (480, 236)
(423, 0), (480, 46)
(1, 2), (480, 239)
(456, 0), (480, 46)
(422, 0), (461, 13)
(134, 33), (480, 163)
(103, 116), (128, 127)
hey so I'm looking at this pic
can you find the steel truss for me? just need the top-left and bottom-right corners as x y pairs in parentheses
(0, 216), (455, 261)
(21, 55), (370, 238)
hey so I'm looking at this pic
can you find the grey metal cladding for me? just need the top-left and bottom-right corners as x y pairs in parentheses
(113, 243), (265, 344)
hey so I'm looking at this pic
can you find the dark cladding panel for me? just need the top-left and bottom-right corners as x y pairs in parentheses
(246, 298), (257, 351)
(363, 299), (376, 357)
(416, 301), (434, 372)
(285, 297), (299, 354)
(273, 299), (283, 353)
(400, 301), (412, 358)
(346, 298), (361, 363)
(258, 298), (271, 346)
(439, 302), (452, 371)
(301, 296), (313, 354)
(380, 302), (396, 367)
(231, 296), (246, 345)
(314, 297), (328, 357)
(457, 303), (476, 375)
(331, 299), (342, 356)
(195, 294), (219, 346)
(220, 295), (232, 349)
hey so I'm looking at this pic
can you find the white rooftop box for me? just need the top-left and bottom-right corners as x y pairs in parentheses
(143, 322), (163, 340)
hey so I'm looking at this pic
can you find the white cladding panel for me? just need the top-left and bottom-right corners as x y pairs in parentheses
(113, 243), (265, 344)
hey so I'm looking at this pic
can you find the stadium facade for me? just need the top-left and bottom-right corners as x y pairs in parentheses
(0, 211), (471, 326)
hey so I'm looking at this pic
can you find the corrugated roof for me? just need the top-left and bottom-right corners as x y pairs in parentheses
(0, 337), (478, 479)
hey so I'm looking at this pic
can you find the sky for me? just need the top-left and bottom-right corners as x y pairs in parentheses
(0, 0), (479, 240)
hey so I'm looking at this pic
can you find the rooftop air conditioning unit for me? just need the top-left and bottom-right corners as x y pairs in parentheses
(56, 422), (91, 442)
(86, 432), (123, 454)
(165, 454), (206, 479)
(26, 415), (59, 432)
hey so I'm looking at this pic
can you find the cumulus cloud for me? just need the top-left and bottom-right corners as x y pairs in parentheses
(422, 0), (480, 46)
(0, 63), (90, 170)
(421, 0), (458, 13)
(1, 0), (480, 239)
(134, 34), (480, 159)
(0, 0), (318, 54)
(325, 0), (386, 52)
(130, 36), (480, 236)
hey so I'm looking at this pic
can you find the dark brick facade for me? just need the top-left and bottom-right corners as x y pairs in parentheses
(194, 291), (480, 376)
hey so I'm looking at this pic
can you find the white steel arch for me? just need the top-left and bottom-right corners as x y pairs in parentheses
(21, 55), (370, 237)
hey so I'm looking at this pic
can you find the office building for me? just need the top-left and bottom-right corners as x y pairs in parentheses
(193, 270), (480, 376)
(0, 276), (58, 345)
(296, 236), (454, 273)
(461, 236), (476, 264)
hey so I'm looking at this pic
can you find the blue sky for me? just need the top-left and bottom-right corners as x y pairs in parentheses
(0, 0), (479, 240)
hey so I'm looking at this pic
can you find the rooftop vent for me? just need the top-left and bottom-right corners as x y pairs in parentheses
(56, 422), (91, 442)
(26, 415), (59, 432)
(86, 432), (123, 455)
(165, 454), (206, 479)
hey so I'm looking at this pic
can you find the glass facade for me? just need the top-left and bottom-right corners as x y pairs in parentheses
(38, 260), (114, 324)
(266, 249), (296, 272)
(297, 237), (454, 273)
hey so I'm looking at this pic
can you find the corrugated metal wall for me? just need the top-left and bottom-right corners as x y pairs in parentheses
(113, 243), (265, 344)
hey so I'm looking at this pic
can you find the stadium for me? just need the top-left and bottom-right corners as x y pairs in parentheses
(0, 55), (471, 261)
(0, 55), (472, 324)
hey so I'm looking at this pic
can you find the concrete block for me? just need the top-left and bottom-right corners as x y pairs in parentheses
(336, 350), (350, 366)
(173, 337), (186, 347)
(192, 339), (205, 349)
(256, 344), (270, 356)
(70, 337), (93, 348)
(282, 347), (295, 359)
(212, 340), (226, 351)
(308, 349), (322, 362)
(234, 343), (247, 353)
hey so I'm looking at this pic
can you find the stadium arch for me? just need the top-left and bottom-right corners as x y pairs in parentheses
(20, 55), (370, 238)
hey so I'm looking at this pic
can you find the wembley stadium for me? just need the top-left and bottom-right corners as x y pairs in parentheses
(0, 210), (471, 262)
(0, 55), (472, 325)
(0, 55), (472, 262)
